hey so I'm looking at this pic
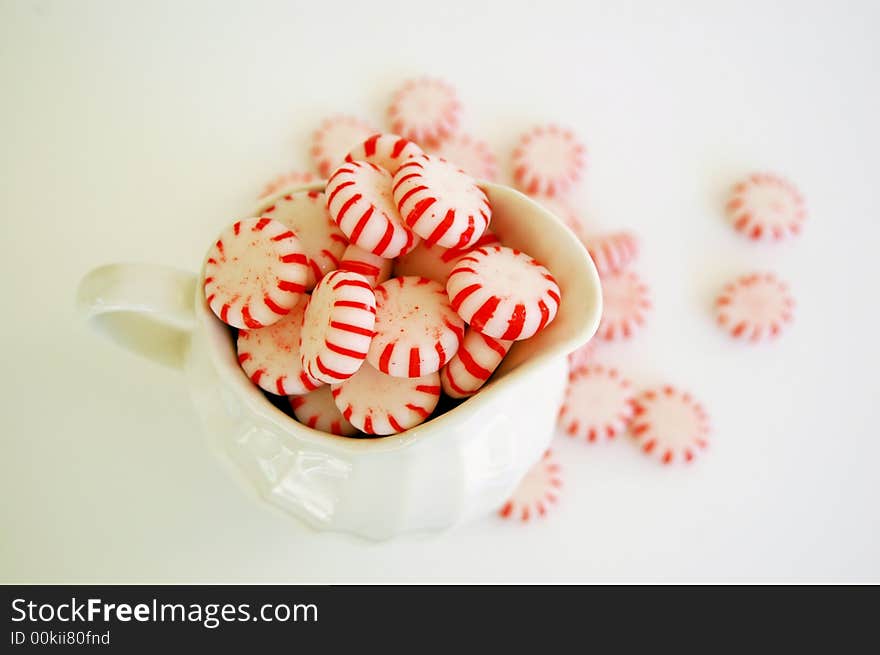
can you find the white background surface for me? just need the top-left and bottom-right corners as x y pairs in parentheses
(2, 0), (879, 583)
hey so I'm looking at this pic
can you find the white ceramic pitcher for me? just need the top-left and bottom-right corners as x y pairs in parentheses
(77, 182), (602, 540)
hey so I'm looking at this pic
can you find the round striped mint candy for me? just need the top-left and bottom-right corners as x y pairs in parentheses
(726, 172), (806, 242)
(558, 364), (635, 443)
(256, 190), (348, 289)
(583, 231), (639, 276)
(498, 450), (562, 522)
(630, 385), (710, 465)
(338, 243), (393, 288)
(512, 124), (586, 197)
(325, 160), (419, 259)
(447, 246), (561, 341)
(392, 154), (492, 249)
(331, 364), (441, 435)
(387, 77), (461, 147)
(299, 270), (377, 384)
(290, 386), (357, 437)
(344, 133), (423, 175)
(236, 295), (322, 396)
(393, 230), (500, 285)
(715, 272), (794, 342)
(367, 276), (464, 378)
(440, 329), (513, 399)
(203, 217), (308, 329)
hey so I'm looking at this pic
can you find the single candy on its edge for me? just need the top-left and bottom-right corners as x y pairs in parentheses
(512, 124), (586, 198)
(256, 189), (349, 289)
(367, 276), (465, 378)
(338, 243), (393, 288)
(440, 329), (512, 399)
(325, 160), (419, 259)
(558, 364), (635, 442)
(595, 270), (651, 341)
(446, 245), (561, 341)
(299, 270), (377, 384)
(344, 133), (424, 175)
(498, 450), (562, 522)
(236, 296), (323, 396)
(331, 364), (441, 435)
(387, 77), (462, 147)
(311, 115), (377, 178)
(204, 216), (309, 330)
(726, 172), (806, 242)
(290, 386), (358, 437)
(583, 231), (639, 276)
(392, 154), (492, 250)
(715, 272), (794, 342)
(630, 385), (710, 465)
(430, 133), (498, 181)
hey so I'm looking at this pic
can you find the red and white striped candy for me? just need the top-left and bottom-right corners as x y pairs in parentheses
(715, 272), (794, 342)
(431, 133), (498, 181)
(344, 133), (423, 175)
(330, 364), (441, 435)
(338, 243), (393, 288)
(236, 296), (322, 396)
(367, 276), (465, 378)
(393, 230), (500, 285)
(257, 170), (318, 199)
(498, 450), (562, 522)
(256, 190), (348, 289)
(726, 172), (806, 242)
(289, 386), (357, 437)
(512, 124), (586, 197)
(447, 246), (561, 341)
(530, 193), (586, 237)
(311, 115), (376, 178)
(584, 231), (639, 276)
(440, 329), (512, 399)
(393, 154), (492, 249)
(596, 270), (651, 341)
(558, 364), (635, 442)
(299, 270), (377, 384)
(387, 77), (461, 147)
(630, 386), (710, 465)
(325, 160), (418, 259)
(204, 217), (308, 329)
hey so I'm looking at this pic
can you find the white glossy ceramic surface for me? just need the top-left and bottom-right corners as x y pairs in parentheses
(77, 182), (601, 540)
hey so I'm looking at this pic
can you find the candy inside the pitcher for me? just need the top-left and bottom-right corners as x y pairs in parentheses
(205, 78), (574, 439)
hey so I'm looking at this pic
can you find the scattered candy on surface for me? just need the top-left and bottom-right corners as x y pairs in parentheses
(558, 364), (635, 443)
(630, 386), (710, 465)
(498, 450), (562, 522)
(726, 172), (805, 242)
(715, 272), (795, 342)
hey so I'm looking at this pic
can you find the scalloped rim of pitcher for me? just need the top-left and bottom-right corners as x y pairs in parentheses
(192, 181), (601, 455)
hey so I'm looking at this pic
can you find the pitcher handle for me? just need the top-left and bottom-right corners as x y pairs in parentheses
(76, 263), (197, 370)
